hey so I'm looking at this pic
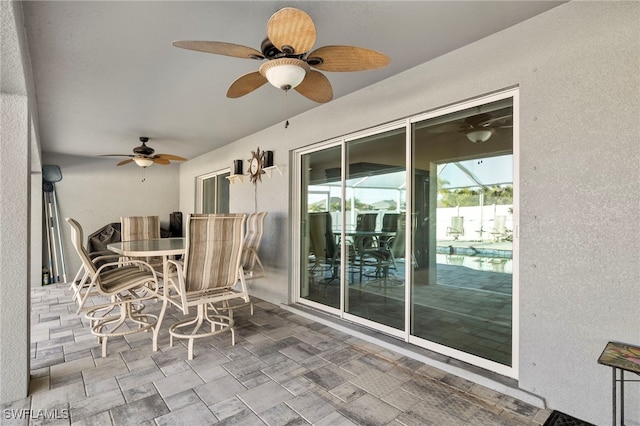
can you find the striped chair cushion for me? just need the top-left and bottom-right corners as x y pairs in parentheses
(184, 214), (246, 292)
(121, 216), (160, 241)
(241, 211), (266, 270)
(120, 216), (163, 268)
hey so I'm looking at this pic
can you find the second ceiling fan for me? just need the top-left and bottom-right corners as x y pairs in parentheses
(173, 7), (390, 103)
(100, 137), (187, 167)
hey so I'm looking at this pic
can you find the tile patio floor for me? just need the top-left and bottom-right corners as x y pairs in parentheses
(2, 283), (552, 425)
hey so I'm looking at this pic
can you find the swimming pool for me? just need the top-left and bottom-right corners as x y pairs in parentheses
(436, 253), (513, 274)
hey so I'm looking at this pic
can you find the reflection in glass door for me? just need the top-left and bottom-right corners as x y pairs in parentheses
(411, 98), (514, 366)
(300, 145), (342, 310)
(296, 92), (516, 372)
(342, 128), (407, 330)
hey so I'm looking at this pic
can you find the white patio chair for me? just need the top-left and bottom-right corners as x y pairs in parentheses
(66, 217), (160, 357)
(159, 214), (251, 360)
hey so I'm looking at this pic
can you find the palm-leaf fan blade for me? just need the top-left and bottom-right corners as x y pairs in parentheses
(227, 71), (268, 98)
(155, 154), (187, 161)
(295, 70), (333, 103)
(152, 158), (171, 165)
(172, 41), (264, 59)
(116, 159), (134, 166)
(267, 7), (316, 54)
(307, 46), (390, 72)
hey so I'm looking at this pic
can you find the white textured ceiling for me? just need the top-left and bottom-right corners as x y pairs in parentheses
(21, 1), (563, 162)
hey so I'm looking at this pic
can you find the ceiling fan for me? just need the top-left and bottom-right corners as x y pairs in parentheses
(429, 109), (513, 143)
(172, 7), (390, 103)
(100, 137), (187, 168)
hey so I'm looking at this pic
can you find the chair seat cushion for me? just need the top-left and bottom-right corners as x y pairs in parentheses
(365, 249), (391, 261)
(100, 267), (156, 294)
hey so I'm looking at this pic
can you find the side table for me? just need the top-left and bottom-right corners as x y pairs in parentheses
(597, 341), (640, 425)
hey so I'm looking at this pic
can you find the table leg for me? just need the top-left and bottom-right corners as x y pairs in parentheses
(620, 369), (624, 426)
(152, 255), (170, 351)
(612, 368), (617, 426)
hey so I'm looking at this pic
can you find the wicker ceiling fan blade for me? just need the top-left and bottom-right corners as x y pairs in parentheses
(227, 71), (268, 98)
(307, 46), (390, 72)
(267, 7), (316, 54)
(152, 158), (170, 165)
(116, 159), (135, 166)
(172, 40), (264, 60)
(100, 154), (134, 158)
(294, 70), (333, 103)
(155, 154), (187, 161)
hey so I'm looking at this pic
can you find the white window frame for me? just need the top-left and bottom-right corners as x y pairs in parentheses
(195, 168), (231, 214)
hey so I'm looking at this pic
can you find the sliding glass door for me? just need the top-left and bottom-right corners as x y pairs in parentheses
(343, 128), (406, 330)
(295, 91), (517, 375)
(410, 97), (514, 367)
(300, 145), (342, 310)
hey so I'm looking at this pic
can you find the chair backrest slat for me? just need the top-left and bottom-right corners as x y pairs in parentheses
(390, 215), (407, 258)
(66, 217), (99, 278)
(184, 214), (246, 292)
(308, 212), (336, 261)
(121, 216), (160, 241)
(381, 213), (400, 233)
(241, 211), (267, 270)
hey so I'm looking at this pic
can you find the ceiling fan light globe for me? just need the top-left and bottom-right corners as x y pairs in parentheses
(133, 157), (154, 168)
(466, 129), (494, 143)
(260, 58), (309, 91)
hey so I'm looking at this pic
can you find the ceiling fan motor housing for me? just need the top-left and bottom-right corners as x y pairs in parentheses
(261, 38), (280, 58)
(133, 137), (155, 156)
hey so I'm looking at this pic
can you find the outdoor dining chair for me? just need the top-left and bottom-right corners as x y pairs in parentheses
(308, 212), (340, 285)
(66, 217), (128, 314)
(241, 211), (267, 279)
(360, 214), (407, 292)
(120, 215), (164, 272)
(159, 213), (251, 360)
(66, 217), (160, 357)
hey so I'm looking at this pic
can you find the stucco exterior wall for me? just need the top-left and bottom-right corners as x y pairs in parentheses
(1, 0), (32, 403)
(179, 3), (640, 424)
(0, 93), (31, 401)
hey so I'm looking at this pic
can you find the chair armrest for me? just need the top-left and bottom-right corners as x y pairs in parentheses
(95, 259), (159, 281)
(90, 253), (122, 264)
(165, 258), (189, 314)
(89, 250), (116, 259)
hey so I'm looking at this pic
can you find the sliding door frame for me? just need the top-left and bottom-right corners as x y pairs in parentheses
(291, 88), (519, 378)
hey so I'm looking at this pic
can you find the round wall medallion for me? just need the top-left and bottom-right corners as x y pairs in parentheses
(248, 148), (265, 184)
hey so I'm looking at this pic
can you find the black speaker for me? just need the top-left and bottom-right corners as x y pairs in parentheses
(170, 212), (183, 237)
(264, 151), (274, 167)
(233, 160), (243, 175)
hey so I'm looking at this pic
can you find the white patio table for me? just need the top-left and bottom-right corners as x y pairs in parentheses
(107, 237), (185, 350)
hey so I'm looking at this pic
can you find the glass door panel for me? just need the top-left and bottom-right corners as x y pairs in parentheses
(296, 94), (516, 370)
(300, 145), (342, 309)
(411, 99), (514, 366)
(216, 172), (230, 213)
(201, 171), (230, 214)
(344, 128), (406, 330)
